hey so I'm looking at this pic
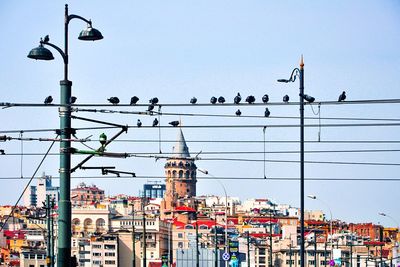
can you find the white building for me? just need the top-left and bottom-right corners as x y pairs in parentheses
(23, 173), (59, 207)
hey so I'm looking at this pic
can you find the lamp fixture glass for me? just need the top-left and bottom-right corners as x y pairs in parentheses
(78, 26), (103, 41)
(27, 44), (54, 60)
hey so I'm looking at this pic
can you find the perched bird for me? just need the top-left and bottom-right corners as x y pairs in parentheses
(235, 109), (242, 116)
(218, 96), (225, 104)
(152, 118), (159, 127)
(70, 96), (77, 104)
(169, 120), (180, 127)
(264, 108), (271, 117)
(303, 94), (315, 103)
(43, 35), (50, 43)
(44, 96), (53, 104)
(130, 96), (139, 105)
(338, 91), (346, 102)
(262, 94), (269, 103)
(147, 104), (155, 112)
(246, 95), (255, 104)
(149, 97), (159, 105)
(283, 95), (289, 103)
(210, 96), (217, 104)
(234, 93), (242, 104)
(190, 97), (197, 104)
(137, 119), (142, 127)
(108, 97), (120, 105)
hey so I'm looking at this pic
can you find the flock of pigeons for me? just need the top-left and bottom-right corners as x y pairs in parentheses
(42, 91), (347, 126)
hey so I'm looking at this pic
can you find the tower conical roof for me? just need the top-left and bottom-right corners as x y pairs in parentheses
(172, 129), (190, 158)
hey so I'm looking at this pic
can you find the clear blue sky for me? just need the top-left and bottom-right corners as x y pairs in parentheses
(0, 1), (399, 227)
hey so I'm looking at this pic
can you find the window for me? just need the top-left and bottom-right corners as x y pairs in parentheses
(308, 260), (315, 265)
(105, 252), (115, 257)
(105, 260), (116, 265)
(178, 233), (183, 238)
(93, 252), (101, 257)
(105, 244), (116, 250)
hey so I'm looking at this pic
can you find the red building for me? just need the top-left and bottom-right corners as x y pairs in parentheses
(71, 182), (104, 206)
(349, 222), (383, 241)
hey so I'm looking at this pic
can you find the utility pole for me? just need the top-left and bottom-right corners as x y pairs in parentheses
(269, 211), (273, 267)
(314, 231), (317, 267)
(142, 197), (147, 267)
(45, 195), (51, 267)
(131, 203), (136, 267)
(215, 213), (218, 267)
(195, 201), (200, 267)
(247, 233), (250, 267)
(50, 197), (55, 267)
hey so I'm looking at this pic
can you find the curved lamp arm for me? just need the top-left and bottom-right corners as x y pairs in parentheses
(277, 68), (300, 83)
(68, 14), (93, 26)
(41, 40), (67, 64)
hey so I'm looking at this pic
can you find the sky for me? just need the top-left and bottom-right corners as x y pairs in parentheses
(0, 0), (400, 227)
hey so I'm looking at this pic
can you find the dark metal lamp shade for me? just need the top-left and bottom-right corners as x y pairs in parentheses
(27, 44), (54, 60)
(78, 27), (103, 41)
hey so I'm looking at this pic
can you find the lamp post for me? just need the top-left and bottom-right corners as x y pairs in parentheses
(198, 168), (229, 267)
(378, 212), (399, 267)
(28, 5), (103, 266)
(277, 56), (313, 267)
(130, 203), (136, 267)
(307, 195), (333, 261)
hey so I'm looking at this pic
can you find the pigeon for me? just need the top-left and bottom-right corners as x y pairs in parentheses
(264, 108), (271, 117)
(218, 96), (225, 104)
(283, 95), (289, 103)
(338, 91), (346, 102)
(137, 119), (142, 127)
(235, 109), (242, 116)
(262, 94), (269, 103)
(303, 94), (315, 103)
(70, 96), (77, 104)
(149, 97), (159, 105)
(148, 104), (154, 112)
(43, 35), (50, 43)
(246, 95), (255, 104)
(44, 96), (53, 104)
(152, 118), (159, 127)
(190, 97), (197, 104)
(169, 121), (180, 127)
(108, 97), (120, 105)
(130, 96), (139, 105)
(234, 93), (242, 104)
(210, 96), (217, 104)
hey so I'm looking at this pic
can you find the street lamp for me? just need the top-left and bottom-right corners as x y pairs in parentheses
(378, 212), (399, 267)
(28, 5), (102, 266)
(277, 56), (313, 267)
(307, 195), (333, 260)
(198, 168), (229, 267)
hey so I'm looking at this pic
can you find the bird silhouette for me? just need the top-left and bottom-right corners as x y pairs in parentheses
(283, 95), (289, 103)
(149, 97), (159, 105)
(190, 97), (197, 104)
(44, 96), (53, 104)
(108, 97), (120, 105)
(210, 96), (217, 104)
(235, 109), (242, 116)
(303, 94), (315, 103)
(246, 95), (255, 104)
(338, 91), (346, 102)
(152, 118), (159, 127)
(262, 94), (269, 103)
(70, 96), (77, 104)
(234, 93), (242, 104)
(130, 96), (139, 105)
(264, 108), (271, 117)
(218, 96), (225, 104)
(43, 35), (50, 43)
(148, 104), (155, 112)
(137, 119), (142, 127)
(169, 120), (179, 127)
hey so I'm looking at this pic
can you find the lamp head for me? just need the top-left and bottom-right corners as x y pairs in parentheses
(378, 212), (387, 217)
(307, 195), (317, 199)
(27, 43), (54, 61)
(78, 23), (103, 41)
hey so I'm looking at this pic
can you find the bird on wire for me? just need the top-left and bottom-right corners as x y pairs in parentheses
(190, 97), (197, 104)
(264, 108), (271, 117)
(108, 97), (120, 105)
(130, 96), (139, 105)
(70, 96), (77, 104)
(262, 94), (269, 103)
(246, 95), (255, 104)
(218, 96), (225, 104)
(152, 118), (159, 127)
(149, 97), (159, 105)
(338, 91), (346, 102)
(44, 96), (53, 104)
(169, 120), (180, 127)
(235, 109), (242, 116)
(137, 119), (142, 127)
(283, 95), (289, 103)
(234, 93), (242, 104)
(148, 104), (155, 112)
(210, 96), (217, 104)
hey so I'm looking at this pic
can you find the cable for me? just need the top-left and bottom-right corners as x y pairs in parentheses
(0, 136), (58, 232)
(0, 175), (399, 181)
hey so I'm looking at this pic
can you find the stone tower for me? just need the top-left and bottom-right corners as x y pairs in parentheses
(161, 129), (197, 217)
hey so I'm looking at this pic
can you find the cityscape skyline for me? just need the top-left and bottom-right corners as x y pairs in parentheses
(0, 0), (399, 230)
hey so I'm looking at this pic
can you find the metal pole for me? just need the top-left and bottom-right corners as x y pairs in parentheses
(289, 243), (292, 267)
(215, 215), (218, 267)
(169, 221), (172, 267)
(196, 220), (200, 267)
(46, 195), (51, 267)
(132, 204), (136, 267)
(350, 242), (353, 267)
(247, 233), (250, 267)
(57, 4), (72, 266)
(324, 240), (327, 266)
(269, 212), (273, 267)
(50, 197), (54, 267)
(299, 56), (305, 267)
(314, 231), (317, 267)
(142, 199), (147, 267)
